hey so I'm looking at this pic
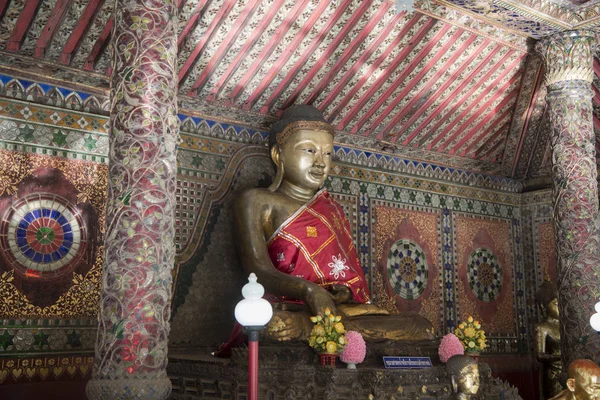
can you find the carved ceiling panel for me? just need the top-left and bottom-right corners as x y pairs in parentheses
(0, 0), (598, 178)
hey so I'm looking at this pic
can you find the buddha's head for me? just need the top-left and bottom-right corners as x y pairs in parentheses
(268, 105), (335, 192)
(566, 359), (600, 400)
(446, 355), (480, 396)
(536, 280), (559, 320)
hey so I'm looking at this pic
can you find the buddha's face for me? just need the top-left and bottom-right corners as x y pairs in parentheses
(277, 129), (333, 191)
(456, 364), (480, 395)
(569, 369), (600, 400)
(547, 298), (559, 319)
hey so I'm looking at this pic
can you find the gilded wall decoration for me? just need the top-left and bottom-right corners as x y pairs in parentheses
(0, 72), (536, 386)
(454, 214), (516, 335)
(0, 354), (94, 384)
(372, 204), (443, 334)
(0, 150), (105, 317)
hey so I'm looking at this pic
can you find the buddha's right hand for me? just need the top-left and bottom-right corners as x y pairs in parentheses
(305, 284), (338, 317)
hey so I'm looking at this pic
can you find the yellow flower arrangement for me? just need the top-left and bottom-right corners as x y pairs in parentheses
(308, 308), (346, 354)
(454, 316), (486, 353)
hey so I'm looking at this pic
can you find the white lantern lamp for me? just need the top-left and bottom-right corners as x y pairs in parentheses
(234, 273), (273, 400)
(590, 301), (600, 331)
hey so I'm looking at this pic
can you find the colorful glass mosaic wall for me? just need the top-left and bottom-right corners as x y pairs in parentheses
(0, 74), (553, 389)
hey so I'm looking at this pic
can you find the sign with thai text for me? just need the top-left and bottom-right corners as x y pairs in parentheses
(382, 356), (433, 369)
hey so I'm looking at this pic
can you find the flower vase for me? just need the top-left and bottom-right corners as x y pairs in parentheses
(345, 362), (357, 369)
(466, 351), (480, 362)
(318, 353), (339, 367)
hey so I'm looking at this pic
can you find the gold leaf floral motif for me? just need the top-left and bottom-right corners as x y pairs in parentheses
(0, 248), (103, 318)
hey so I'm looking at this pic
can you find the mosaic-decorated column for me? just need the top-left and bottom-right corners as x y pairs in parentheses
(536, 31), (600, 365)
(86, 1), (179, 399)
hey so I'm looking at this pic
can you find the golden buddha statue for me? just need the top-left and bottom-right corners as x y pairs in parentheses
(233, 105), (434, 342)
(549, 359), (600, 400)
(535, 281), (563, 398)
(446, 355), (480, 399)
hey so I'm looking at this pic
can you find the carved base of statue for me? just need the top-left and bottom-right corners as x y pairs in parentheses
(167, 345), (522, 400)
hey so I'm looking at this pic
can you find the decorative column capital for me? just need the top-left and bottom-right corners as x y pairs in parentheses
(535, 30), (598, 87)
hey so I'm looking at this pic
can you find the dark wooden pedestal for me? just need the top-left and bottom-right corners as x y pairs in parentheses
(167, 344), (522, 400)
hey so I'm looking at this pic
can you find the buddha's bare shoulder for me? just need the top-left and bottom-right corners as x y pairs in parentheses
(237, 188), (281, 203)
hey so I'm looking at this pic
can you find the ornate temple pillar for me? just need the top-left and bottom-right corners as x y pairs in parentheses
(536, 31), (600, 365)
(86, 1), (179, 399)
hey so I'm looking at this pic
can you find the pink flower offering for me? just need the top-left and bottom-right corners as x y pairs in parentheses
(340, 331), (366, 364)
(438, 333), (464, 363)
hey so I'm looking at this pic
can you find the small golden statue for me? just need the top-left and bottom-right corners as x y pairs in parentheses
(535, 281), (563, 398)
(233, 105), (434, 342)
(446, 355), (480, 399)
(549, 359), (600, 400)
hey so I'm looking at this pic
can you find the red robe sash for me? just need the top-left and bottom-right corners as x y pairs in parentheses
(267, 189), (370, 303)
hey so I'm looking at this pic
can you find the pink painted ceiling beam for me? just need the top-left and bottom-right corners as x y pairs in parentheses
(348, 21), (448, 135)
(421, 53), (524, 149)
(242, 0), (335, 111)
(483, 139), (504, 162)
(407, 46), (509, 146)
(593, 58), (600, 78)
(6, 0), (41, 52)
(177, 0), (211, 51)
(459, 108), (512, 157)
(435, 76), (521, 152)
(593, 85), (600, 103)
(448, 96), (516, 155)
(472, 120), (511, 158)
(59, 0), (103, 65)
(227, 0), (312, 103)
(206, 1), (284, 102)
(324, 10), (416, 121)
(381, 32), (478, 142)
(363, 24), (455, 139)
(509, 59), (544, 177)
(260, 0), (370, 114)
(399, 39), (493, 146)
(339, 16), (436, 131)
(594, 114), (600, 132)
(0, 1), (9, 21)
(33, 0), (71, 58)
(277, 0), (381, 112)
(83, 16), (113, 71)
(178, 0), (238, 85)
(316, 13), (403, 112)
(301, 2), (393, 107)
(188, 0), (262, 96)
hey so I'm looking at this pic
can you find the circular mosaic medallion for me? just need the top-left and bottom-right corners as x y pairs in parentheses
(0, 194), (87, 278)
(386, 239), (428, 300)
(467, 248), (502, 302)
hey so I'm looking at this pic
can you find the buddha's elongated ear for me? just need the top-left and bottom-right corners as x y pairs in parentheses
(566, 378), (576, 392)
(268, 144), (284, 192)
(451, 376), (458, 393)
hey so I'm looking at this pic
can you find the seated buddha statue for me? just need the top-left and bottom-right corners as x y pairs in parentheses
(535, 281), (563, 398)
(233, 105), (434, 342)
(446, 355), (480, 400)
(549, 359), (600, 400)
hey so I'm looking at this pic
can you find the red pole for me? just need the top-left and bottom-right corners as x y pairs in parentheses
(248, 339), (258, 400)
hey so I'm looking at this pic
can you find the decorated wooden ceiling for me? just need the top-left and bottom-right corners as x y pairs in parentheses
(0, 0), (599, 179)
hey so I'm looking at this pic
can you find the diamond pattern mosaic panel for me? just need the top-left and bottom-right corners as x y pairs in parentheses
(386, 239), (428, 300)
(467, 247), (503, 303)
